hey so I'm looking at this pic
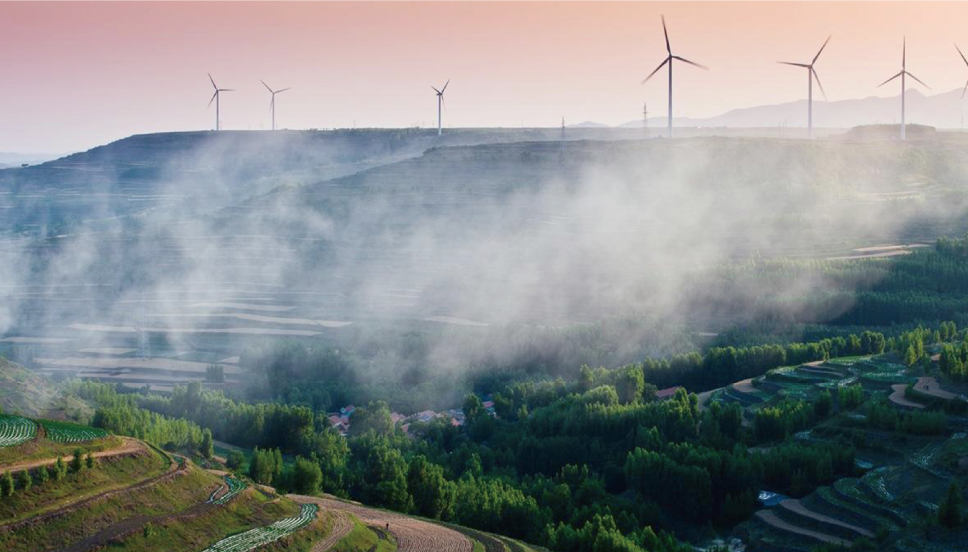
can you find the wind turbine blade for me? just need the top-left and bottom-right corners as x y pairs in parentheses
(812, 68), (828, 101)
(673, 56), (708, 70)
(642, 57), (671, 83)
(441, 79), (450, 93)
(432, 86), (441, 94)
(962, 79), (968, 100)
(957, 44), (968, 68)
(261, 80), (273, 93)
(905, 71), (930, 90)
(209, 73), (217, 90)
(877, 71), (903, 87)
(812, 35), (831, 64)
(662, 15), (671, 54)
(277, 88), (291, 93)
(778, 61), (810, 68)
(902, 36), (906, 69)
(220, 88), (235, 92)
(208, 91), (218, 108)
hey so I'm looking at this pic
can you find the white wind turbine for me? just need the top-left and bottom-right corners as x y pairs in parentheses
(956, 44), (968, 99)
(778, 36), (831, 139)
(208, 73), (234, 131)
(642, 15), (707, 138)
(432, 79), (450, 136)
(261, 80), (291, 131)
(878, 38), (930, 140)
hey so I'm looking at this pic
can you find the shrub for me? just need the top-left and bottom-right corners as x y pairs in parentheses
(0, 471), (14, 497)
(19, 470), (31, 492)
(70, 448), (84, 473)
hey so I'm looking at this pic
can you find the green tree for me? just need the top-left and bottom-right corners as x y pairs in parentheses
(19, 470), (32, 492)
(815, 389), (832, 418)
(85, 453), (96, 470)
(70, 448), (84, 474)
(53, 457), (66, 481)
(200, 429), (214, 459)
(143, 522), (155, 539)
(291, 456), (323, 495)
(614, 364), (645, 404)
(36, 463), (49, 484)
(407, 455), (455, 519)
(0, 471), (14, 497)
(938, 481), (964, 529)
(226, 451), (245, 470)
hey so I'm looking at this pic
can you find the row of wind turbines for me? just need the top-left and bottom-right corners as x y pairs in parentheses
(208, 74), (451, 135)
(646, 15), (968, 140)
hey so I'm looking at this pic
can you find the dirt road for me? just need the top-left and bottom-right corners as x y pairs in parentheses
(755, 510), (851, 547)
(889, 384), (925, 409)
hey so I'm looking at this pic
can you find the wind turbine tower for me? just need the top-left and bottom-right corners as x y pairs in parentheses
(642, 16), (707, 138)
(261, 81), (291, 131)
(878, 38), (930, 140)
(432, 80), (450, 136)
(643, 102), (649, 139)
(208, 74), (234, 131)
(778, 36), (831, 139)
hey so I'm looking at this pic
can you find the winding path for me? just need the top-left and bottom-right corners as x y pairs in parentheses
(308, 511), (354, 552)
(754, 510), (851, 547)
(288, 495), (473, 552)
(779, 499), (873, 538)
(888, 384), (924, 409)
(913, 377), (959, 400)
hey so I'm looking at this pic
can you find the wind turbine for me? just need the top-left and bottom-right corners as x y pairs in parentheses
(642, 16), (707, 139)
(778, 36), (831, 140)
(208, 74), (234, 131)
(878, 38), (930, 140)
(956, 44), (968, 99)
(432, 79), (450, 136)
(261, 80), (291, 131)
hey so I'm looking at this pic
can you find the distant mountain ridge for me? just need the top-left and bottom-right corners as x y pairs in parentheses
(613, 88), (968, 130)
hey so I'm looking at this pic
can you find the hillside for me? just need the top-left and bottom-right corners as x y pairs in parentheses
(0, 357), (69, 419)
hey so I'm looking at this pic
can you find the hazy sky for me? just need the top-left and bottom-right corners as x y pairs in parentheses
(4, 1), (968, 153)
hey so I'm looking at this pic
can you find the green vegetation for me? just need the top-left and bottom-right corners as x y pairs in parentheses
(40, 419), (109, 443)
(0, 415), (36, 447)
(328, 516), (396, 552)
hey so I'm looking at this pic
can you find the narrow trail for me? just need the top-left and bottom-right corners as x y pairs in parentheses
(0, 445), (181, 534)
(779, 499), (874, 538)
(732, 378), (756, 394)
(755, 510), (851, 547)
(288, 495), (473, 552)
(0, 437), (146, 475)
(913, 377), (959, 400)
(889, 384), (925, 409)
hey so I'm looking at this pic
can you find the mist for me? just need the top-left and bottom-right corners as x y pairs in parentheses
(3, 130), (968, 390)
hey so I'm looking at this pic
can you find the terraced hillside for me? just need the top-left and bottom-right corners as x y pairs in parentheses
(707, 353), (968, 551)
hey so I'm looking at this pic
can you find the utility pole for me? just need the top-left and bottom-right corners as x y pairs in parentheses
(643, 102), (649, 139)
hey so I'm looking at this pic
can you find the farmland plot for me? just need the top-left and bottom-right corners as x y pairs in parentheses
(41, 420), (109, 443)
(0, 416), (37, 447)
(201, 502), (318, 552)
(207, 476), (246, 505)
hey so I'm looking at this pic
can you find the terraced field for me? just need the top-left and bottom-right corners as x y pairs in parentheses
(40, 419), (109, 443)
(0, 415), (37, 447)
(201, 502), (319, 552)
(207, 476), (247, 505)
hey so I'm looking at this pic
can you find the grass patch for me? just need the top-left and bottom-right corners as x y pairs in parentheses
(0, 434), (121, 465)
(0, 462), (219, 552)
(0, 444), (167, 525)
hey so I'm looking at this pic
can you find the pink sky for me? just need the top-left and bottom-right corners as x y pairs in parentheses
(3, 1), (968, 152)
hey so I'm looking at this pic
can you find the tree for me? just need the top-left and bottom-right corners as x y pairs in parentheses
(614, 364), (645, 404)
(36, 463), (49, 484)
(200, 429), (214, 459)
(815, 389), (832, 418)
(206, 364), (225, 383)
(291, 456), (323, 495)
(53, 457), (66, 481)
(0, 471), (14, 497)
(226, 451), (245, 470)
(408, 455), (455, 519)
(938, 481), (964, 529)
(70, 448), (84, 474)
(85, 453), (96, 470)
(19, 470), (32, 492)
(143, 522), (155, 540)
